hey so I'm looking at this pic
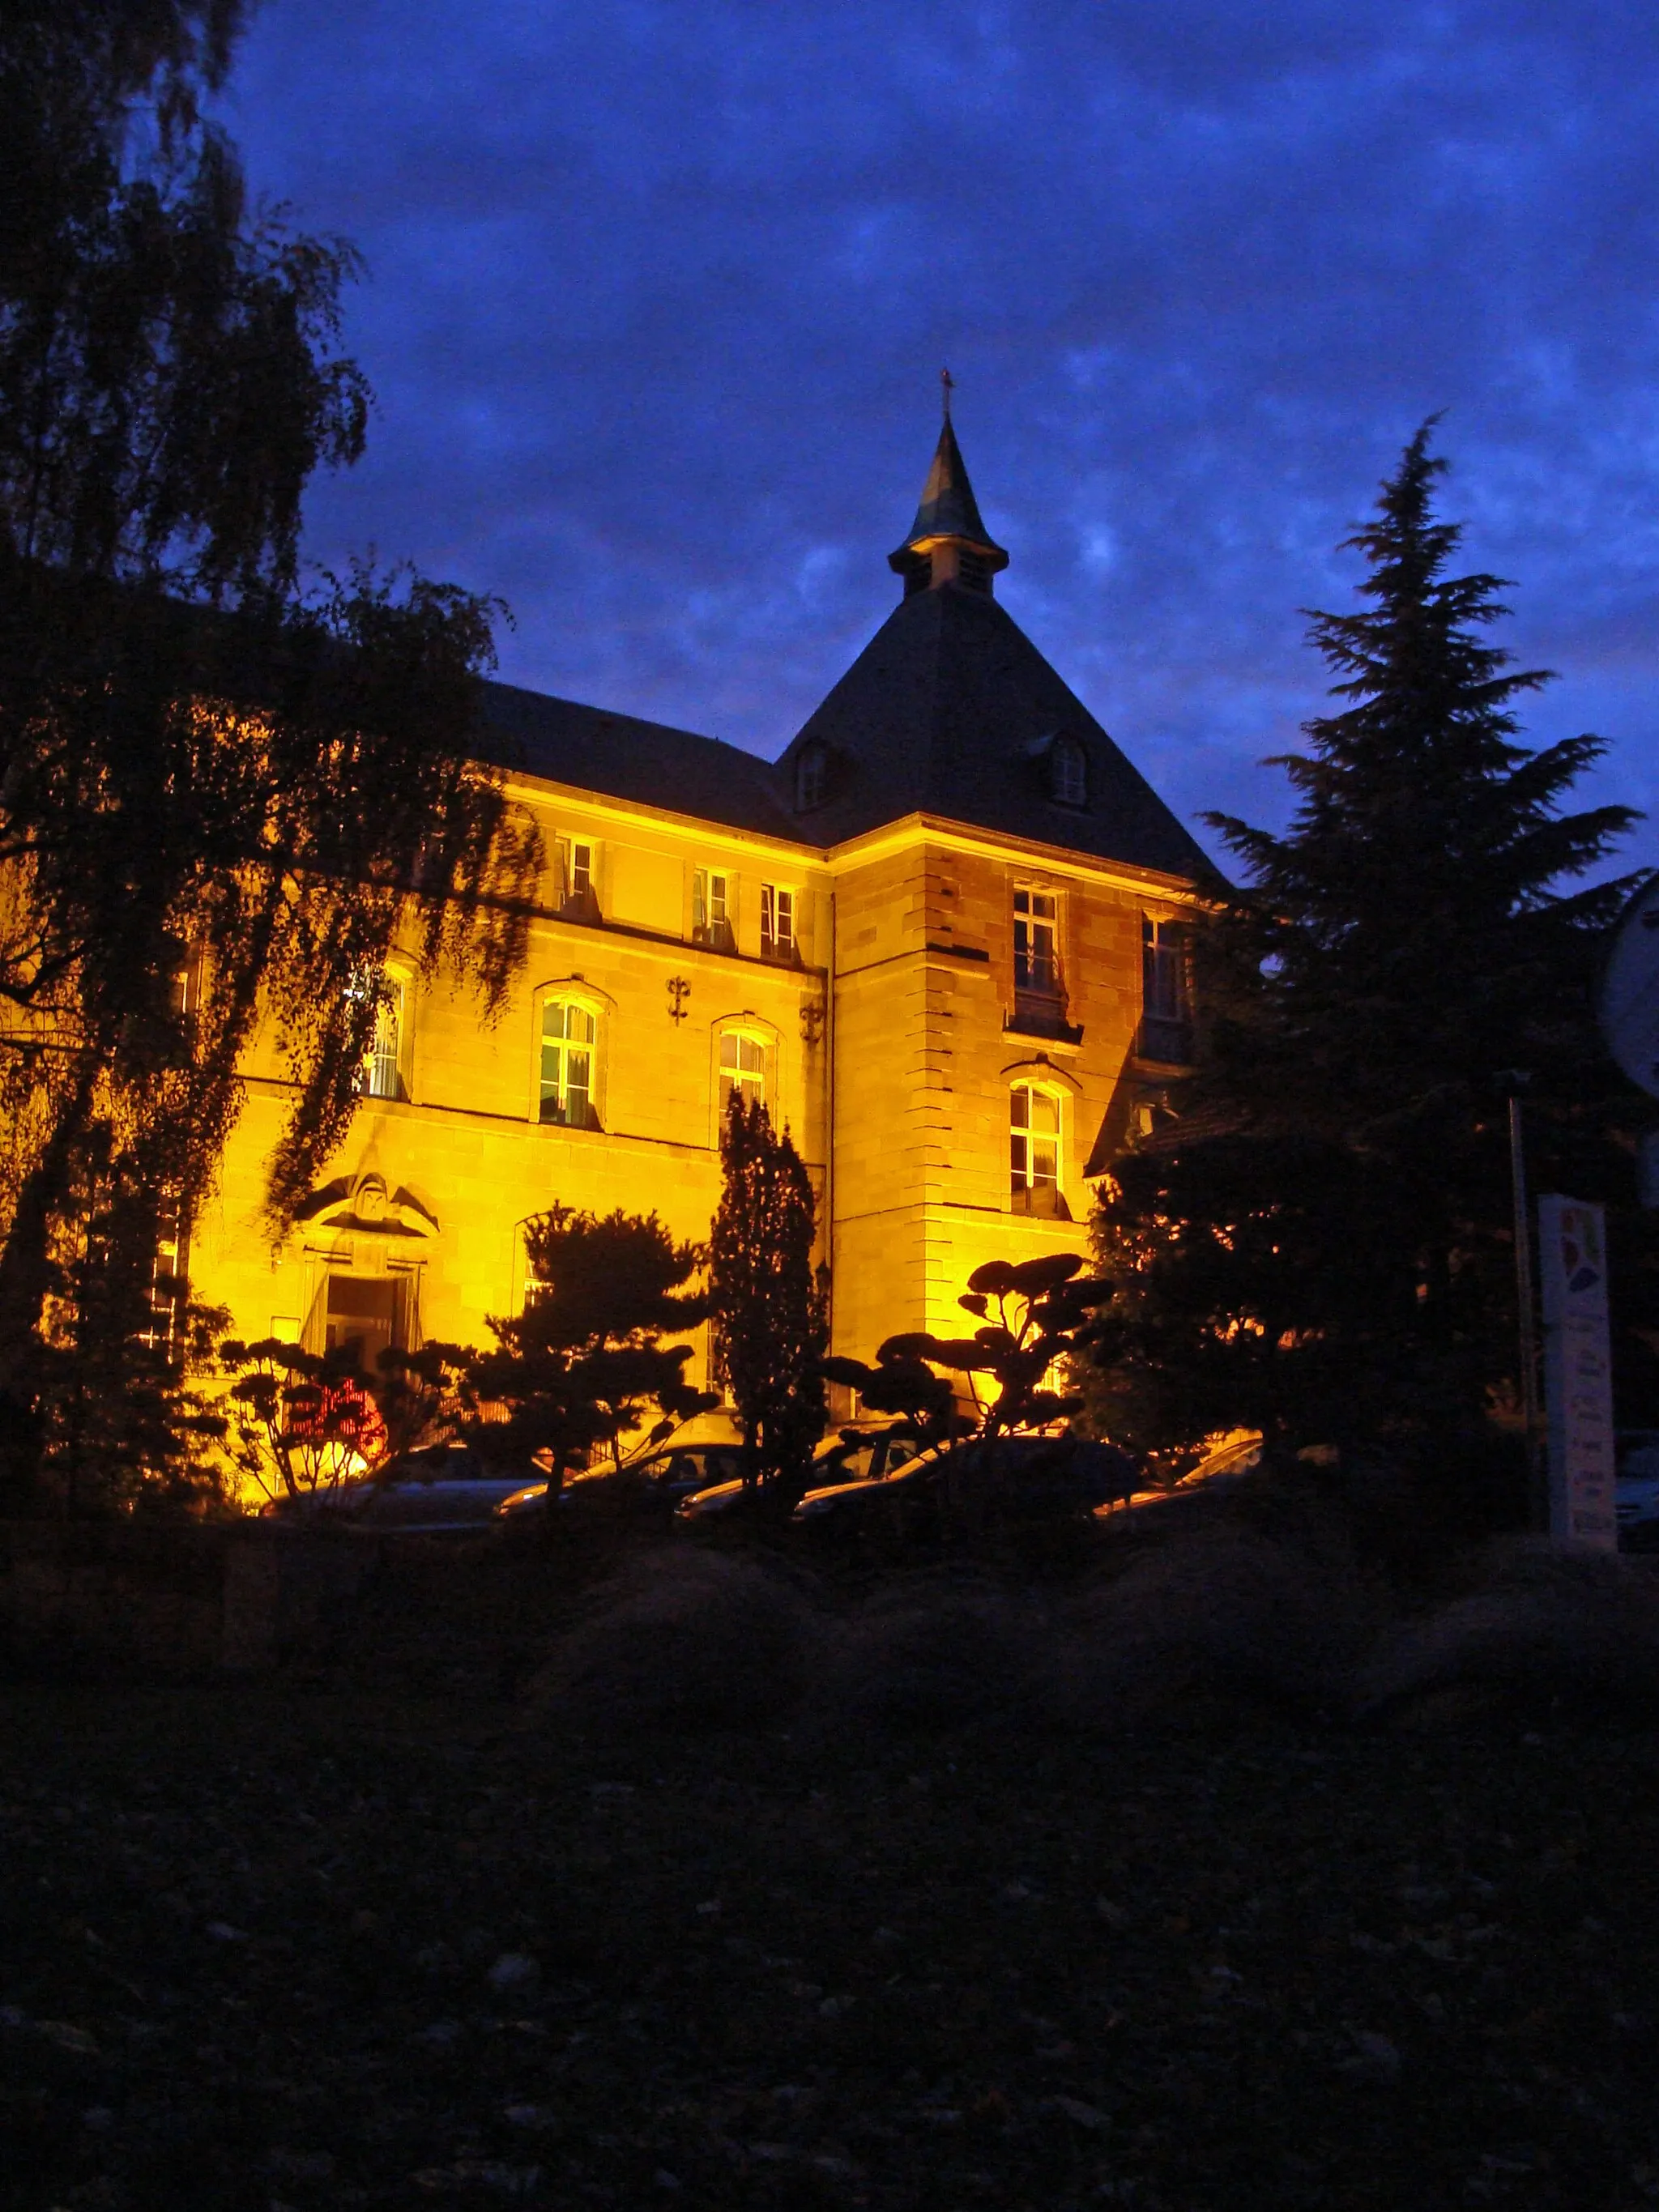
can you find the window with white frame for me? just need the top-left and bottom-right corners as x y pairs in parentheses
(1141, 914), (1192, 1059)
(137, 1203), (187, 1353)
(520, 1223), (552, 1310)
(719, 1030), (766, 1118)
(168, 955), (201, 1020)
(558, 836), (598, 913)
(1013, 886), (1060, 998)
(760, 883), (796, 962)
(539, 998), (598, 1127)
(693, 866), (733, 948)
(1010, 1083), (1068, 1217)
(350, 971), (406, 1100)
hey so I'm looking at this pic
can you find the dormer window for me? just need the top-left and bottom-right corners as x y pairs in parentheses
(1049, 735), (1089, 809)
(795, 742), (829, 814)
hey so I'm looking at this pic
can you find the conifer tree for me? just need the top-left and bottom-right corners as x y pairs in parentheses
(708, 1094), (826, 1493)
(465, 1205), (715, 1482)
(1090, 425), (1644, 1468)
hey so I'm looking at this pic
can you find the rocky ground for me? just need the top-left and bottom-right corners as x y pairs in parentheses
(4, 1653), (1658, 2212)
(7, 1474), (1659, 2212)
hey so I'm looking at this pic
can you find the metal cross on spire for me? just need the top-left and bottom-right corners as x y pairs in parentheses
(940, 365), (954, 420)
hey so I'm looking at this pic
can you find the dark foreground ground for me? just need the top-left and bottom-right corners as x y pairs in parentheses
(3, 1656), (1658, 2212)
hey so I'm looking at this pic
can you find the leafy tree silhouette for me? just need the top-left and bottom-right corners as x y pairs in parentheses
(825, 1252), (1112, 1445)
(0, 5), (539, 1509)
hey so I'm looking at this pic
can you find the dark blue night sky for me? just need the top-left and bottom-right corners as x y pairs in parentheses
(223, 1), (1659, 869)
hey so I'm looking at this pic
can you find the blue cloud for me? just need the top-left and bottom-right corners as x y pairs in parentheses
(220, 0), (1659, 863)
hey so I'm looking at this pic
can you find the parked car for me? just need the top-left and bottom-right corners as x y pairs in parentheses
(261, 1443), (547, 1534)
(1180, 1430), (1263, 1485)
(496, 1443), (746, 1523)
(673, 1425), (911, 1522)
(1617, 1432), (1659, 1552)
(791, 1431), (1141, 1528)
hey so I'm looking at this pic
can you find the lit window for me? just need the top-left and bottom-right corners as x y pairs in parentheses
(1011, 1085), (1068, 1217)
(351, 974), (405, 1100)
(137, 1204), (187, 1353)
(719, 1031), (766, 1117)
(522, 1232), (551, 1310)
(1141, 916), (1192, 1059)
(559, 837), (598, 913)
(761, 884), (796, 962)
(1049, 735), (1088, 808)
(540, 999), (597, 1127)
(1013, 887), (1059, 998)
(693, 867), (732, 948)
(795, 743), (828, 812)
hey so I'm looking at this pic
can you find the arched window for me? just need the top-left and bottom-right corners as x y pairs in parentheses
(719, 1030), (766, 1117)
(539, 998), (598, 1127)
(795, 741), (829, 813)
(1010, 1083), (1069, 1218)
(1049, 735), (1088, 809)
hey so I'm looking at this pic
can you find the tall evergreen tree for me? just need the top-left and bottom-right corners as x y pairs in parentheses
(1090, 425), (1644, 1469)
(708, 1094), (826, 1493)
(0, 4), (540, 1507)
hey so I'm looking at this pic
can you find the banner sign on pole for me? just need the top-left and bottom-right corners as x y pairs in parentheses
(1537, 1195), (1618, 1550)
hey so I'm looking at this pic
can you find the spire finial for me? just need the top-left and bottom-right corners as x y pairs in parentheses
(889, 389), (1008, 598)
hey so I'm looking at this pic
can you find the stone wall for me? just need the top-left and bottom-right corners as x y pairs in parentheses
(185, 778), (1201, 1406)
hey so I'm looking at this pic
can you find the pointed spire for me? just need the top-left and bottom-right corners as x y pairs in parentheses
(889, 377), (1009, 598)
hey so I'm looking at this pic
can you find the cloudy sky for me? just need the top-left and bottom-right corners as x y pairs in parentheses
(222, 0), (1659, 871)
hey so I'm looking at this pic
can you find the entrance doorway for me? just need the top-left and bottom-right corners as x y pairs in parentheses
(322, 1275), (406, 1370)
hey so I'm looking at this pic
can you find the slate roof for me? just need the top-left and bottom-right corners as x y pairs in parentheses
(477, 680), (802, 842)
(774, 582), (1217, 880)
(476, 419), (1213, 885)
(478, 585), (1213, 883)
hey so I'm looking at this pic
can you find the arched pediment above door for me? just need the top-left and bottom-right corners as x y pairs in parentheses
(292, 1172), (438, 1240)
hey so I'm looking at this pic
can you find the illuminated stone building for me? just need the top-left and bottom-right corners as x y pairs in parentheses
(185, 415), (1211, 1396)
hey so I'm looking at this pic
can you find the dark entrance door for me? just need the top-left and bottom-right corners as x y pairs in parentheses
(323, 1276), (400, 1370)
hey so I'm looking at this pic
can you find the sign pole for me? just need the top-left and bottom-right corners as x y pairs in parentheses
(1508, 1096), (1545, 1532)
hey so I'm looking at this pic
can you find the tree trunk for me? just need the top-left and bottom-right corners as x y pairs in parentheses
(0, 1059), (99, 1505)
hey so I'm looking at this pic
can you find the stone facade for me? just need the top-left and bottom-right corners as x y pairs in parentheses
(183, 420), (1210, 1421)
